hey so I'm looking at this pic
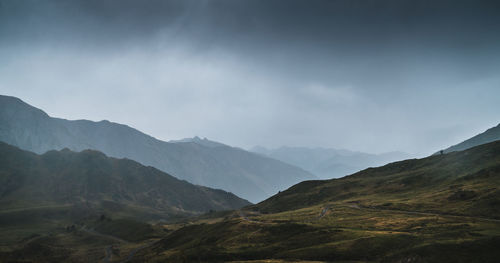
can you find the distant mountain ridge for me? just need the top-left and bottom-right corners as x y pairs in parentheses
(0, 95), (315, 202)
(0, 142), (250, 220)
(440, 123), (500, 154)
(251, 145), (410, 179)
(169, 136), (227, 148)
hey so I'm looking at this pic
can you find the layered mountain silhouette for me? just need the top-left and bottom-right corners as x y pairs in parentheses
(439, 123), (500, 154)
(0, 142), (249, 221)
(252, 146), (410, 179)
(0, 95), (315, 202)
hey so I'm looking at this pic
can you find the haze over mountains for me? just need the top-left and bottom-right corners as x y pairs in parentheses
(0, 95), (315, 202)
(253, 121), (500, 179)
(252, 146), (411, 179)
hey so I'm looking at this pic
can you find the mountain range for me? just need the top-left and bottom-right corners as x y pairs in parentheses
(1, 92), (499, 262)
(2, 93), (500, 262)
(0, 95), (315, 202)
(0, 141), (249, 221)
(252, 145), (410, 179)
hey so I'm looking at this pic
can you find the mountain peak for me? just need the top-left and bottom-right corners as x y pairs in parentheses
(0, 95), (49, 118)
(169, 136), (227, 148)
(440, 123), (500, 154)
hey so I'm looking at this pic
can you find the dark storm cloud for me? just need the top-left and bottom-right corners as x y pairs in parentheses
(1, 0), (499, 155)
(3, 0), (500, 47)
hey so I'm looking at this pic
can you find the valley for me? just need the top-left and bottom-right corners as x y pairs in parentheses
(1, 1), (499, 262)
(2, 140), (499, 262)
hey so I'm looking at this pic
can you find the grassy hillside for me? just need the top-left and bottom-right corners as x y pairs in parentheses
(0, 141), (250, 251)
(255, 141), (500, 218)
(0, 142), (251, 262)
(0, 142), (249, 216)
(127, 141), (500, 262)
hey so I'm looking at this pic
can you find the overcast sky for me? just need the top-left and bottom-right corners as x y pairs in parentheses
(1, 0), (499, 156)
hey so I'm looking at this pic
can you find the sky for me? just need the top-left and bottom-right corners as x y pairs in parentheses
(0, 0), (499, 156)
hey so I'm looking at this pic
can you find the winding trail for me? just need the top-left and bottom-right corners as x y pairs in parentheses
(365, 206), (500, 223)
(80, 225), (164, 263)
(341, 204), (500, 223)
(80, 226), (128, 263)
(318, 206), (330, 219)
(81, 226), (128, 244)
(239, 211), (261, 223)
(103, 245), (113, 263)
(120, 239), (161, 263)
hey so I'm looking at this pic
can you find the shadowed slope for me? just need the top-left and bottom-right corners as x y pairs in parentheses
(0, 142), (250, 221)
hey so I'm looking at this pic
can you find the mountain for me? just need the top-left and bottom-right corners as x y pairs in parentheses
(0, 95), (315, 202)
(169, 136), (227, 148)
(255, 140), (500, 216)
(439, 123), (500, 154)
(252, 145), (410, 179)
(3, 130), (499, 263)
(129, 140), (500, 263)
(0, 141), (249, 221)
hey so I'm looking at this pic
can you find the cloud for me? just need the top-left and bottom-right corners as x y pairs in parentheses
(1, 0), (499, 155)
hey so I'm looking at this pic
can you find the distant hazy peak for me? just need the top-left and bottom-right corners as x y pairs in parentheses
(169, 136), (227, 148)
(250, 145), (412, 179)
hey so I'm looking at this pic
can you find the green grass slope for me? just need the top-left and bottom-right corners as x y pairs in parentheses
(129, 141), (500, 263)
(0, 142), (250, 262)
(254, 140), (500, 218)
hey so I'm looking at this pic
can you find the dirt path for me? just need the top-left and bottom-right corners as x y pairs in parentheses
(81, 226), (129, 244)
(239, 211), (261, 223)
(80, 226), (128, 263)
(318, 206), (330, 219)
(349, 205), (500, 223)
(103, 245), (113, 263)
(80, 225), (163, 263)
(120, 239), (161, 263)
